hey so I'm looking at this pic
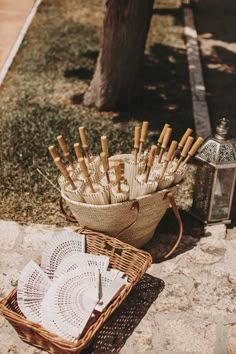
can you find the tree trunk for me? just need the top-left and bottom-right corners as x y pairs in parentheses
(83, 0), (154, 111)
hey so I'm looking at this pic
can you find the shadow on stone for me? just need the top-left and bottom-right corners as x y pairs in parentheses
(144, 210), (204, 263)
(82, 274), (164, 353)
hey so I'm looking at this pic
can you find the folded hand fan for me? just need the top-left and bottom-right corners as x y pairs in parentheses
(41, 230), (85, 279)
(95, 269), (128, 312)
(41, 267), (100, 341)
(17, 260), (51, 324)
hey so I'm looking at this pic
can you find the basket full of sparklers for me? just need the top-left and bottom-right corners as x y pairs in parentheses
(49, 122), (203, 255)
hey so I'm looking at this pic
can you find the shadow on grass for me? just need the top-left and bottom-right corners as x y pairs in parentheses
(64, 67), (93, 80)
(69, 43), (194, 138)
(82, 274), (164, 353)
(113, 43), (193, 134)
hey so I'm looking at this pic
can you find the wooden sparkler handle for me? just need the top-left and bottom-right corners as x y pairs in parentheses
(101, 136), (109, 156)
(178, 128), (193, 149)
(48, 145), (59, 160)
(134, 126), (140, 149)
(57, 135), (69, 155)
(140, 121), (149, 143)
(157, 123), (170, 146)
(79, 126), (88, 148)
(100, 152), (109, 172)
(74, 143), (83, 159)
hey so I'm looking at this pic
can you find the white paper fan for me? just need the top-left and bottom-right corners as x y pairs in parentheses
(95, 269), (128, 312)
(54, 253), (110, 279)
(41, 267), (100, 341)
(80, 253), (109, 271)
(17, 260), (51, 324)
(41, 230), (85, 279)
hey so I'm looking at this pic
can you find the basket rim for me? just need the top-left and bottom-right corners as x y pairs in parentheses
(0, 229), (152, 352)
(61, 186), (175, 208)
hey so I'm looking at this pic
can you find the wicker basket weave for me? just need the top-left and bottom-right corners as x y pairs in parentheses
(0, 229), (152, 354)
(61, 186), (179, 249)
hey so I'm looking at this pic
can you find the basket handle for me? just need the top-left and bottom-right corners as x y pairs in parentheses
(115, 192), (183, 261)
(59, 197), (78, 223)
(114, 200), (140, 239)
(157, 191), (183, 261)
(59, 196), (140, 233)
(59, 193), (183, 261)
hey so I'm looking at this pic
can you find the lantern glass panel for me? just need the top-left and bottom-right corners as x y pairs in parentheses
(210, 168), (235, 221)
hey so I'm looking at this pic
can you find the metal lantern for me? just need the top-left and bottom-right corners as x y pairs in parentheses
(192, 118), (236, 224)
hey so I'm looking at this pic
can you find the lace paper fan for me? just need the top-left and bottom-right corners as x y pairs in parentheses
(54, 253), (110, 279)
(17, 260), (51, 324)
(41, 230), (85, 279)
(41, 267), (100, 341)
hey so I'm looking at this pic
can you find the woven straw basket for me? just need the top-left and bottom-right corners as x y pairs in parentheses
(0, 230), (152, 354)
(61, 186), (183, 258)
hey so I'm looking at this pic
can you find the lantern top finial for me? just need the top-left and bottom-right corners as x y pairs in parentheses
(196, 117), (236, 164)
(215, 118), (230, 140)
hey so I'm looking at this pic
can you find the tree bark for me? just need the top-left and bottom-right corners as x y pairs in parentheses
(83, 0), (154, 111)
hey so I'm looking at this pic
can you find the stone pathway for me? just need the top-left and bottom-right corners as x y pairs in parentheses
(1, 220), (236, 353)
(0, 0), (236, 353)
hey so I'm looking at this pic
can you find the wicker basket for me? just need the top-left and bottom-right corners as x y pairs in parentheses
(0, 229), (152, 354)
(61, 186), (181, 250)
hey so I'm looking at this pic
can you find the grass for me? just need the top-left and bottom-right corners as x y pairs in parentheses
(0, 0), (194, 225)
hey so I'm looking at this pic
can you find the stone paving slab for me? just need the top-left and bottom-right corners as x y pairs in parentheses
(0, 220), (236, 353)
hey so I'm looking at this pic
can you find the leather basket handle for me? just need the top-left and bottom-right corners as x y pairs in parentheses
(60, 197), (78, 223)
(59, 192), (183, 261)
(59, 197), (140, 230)
(157, 192), (183, 261)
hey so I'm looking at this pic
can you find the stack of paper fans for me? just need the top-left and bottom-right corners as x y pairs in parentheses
(17, 230), (128, 341)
